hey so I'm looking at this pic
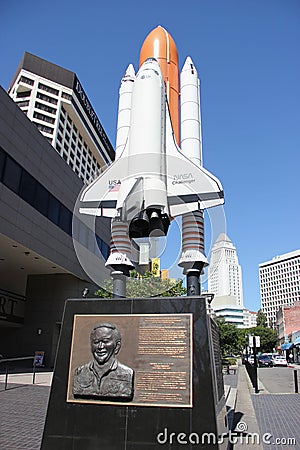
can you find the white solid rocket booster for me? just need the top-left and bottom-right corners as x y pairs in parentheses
(106, 65), (136, 272)
(115, 64), (135, 159)
(179, 57), (208, 272)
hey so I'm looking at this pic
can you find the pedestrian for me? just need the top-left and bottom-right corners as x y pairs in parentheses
(288, 352), (293, 364)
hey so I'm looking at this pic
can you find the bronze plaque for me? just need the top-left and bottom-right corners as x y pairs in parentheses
(67, 314), (193, 407)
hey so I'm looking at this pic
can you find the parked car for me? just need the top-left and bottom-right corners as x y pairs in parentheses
(242, 353), (249, 364)
(258, 354), (273, 367)
(248, 355), (255, 365)
(242, 354), (250, 364)
(273, 355), (288, 367)
(264, 353), (275, 360)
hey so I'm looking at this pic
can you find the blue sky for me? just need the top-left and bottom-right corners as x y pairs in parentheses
(1, 0), (299, 311)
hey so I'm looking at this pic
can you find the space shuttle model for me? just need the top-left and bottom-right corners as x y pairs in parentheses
(80, 27), (224, 244)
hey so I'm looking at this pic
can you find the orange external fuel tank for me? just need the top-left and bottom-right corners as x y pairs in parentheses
(139, 26), (180, 145)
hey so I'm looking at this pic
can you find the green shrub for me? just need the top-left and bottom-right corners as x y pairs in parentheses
(222, 357), (237, 366)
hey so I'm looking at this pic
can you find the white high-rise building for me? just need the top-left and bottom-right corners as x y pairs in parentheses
(259, 249), (300, 328)
(208, 233), (244, 307)
(8, 52), (114, 183)
(208, 233), (250, 328)
(243, 309), (257, 328)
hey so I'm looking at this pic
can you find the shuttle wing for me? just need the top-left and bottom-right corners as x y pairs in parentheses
(164, 105), (224, 216)
(79, 155), (123, 217)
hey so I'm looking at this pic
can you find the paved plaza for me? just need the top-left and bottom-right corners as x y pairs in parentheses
(0, 366), (299, 449)
(0, 372), (52, 450)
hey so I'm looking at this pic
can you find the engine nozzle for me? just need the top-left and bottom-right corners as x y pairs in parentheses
(129, 209), (170, 239)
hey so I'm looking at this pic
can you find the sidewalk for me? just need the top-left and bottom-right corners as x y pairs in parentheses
(233, 363), (300, 449)
(0, 372), (52, 450)
(233, 364), (263, 449)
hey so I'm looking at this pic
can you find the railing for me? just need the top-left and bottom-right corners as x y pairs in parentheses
(294, 370), (299, 394)
(0, 356), (37, 390)
(245, 360), (259, 393)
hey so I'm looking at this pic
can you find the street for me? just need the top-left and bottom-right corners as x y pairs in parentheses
(258, 365), (300, 394)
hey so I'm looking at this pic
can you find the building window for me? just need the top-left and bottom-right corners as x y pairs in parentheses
(33, 112), (55, 124)
(34, 184), (49, 216)
(38, 82), (59, 96)
(16, 100), (30, 108)
(16, 90), (31, 98)
(59, 206), (72, 235)
(19, 75), (34, 86)
(0, 147), (6, 180)
(62, 92), (72, 101)
(19, 171), (36, 205)
(33, 122), (54, 134)
(36, 92), (57, 105)
(96, 235), (110, 260)
(48, 194), (60, 225)
(2, 156), (22, 193)
(35, 102), (56, 115)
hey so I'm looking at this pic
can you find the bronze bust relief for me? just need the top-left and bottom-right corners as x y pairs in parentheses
(73, 322), (134, 401)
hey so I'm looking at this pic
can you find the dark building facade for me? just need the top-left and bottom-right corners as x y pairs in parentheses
(0, 85), (113, 366)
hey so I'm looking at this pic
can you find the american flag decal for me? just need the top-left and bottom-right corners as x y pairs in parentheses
(109, 180), (121, 192)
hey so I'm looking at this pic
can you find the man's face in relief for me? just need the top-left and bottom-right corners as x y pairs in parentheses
(91, 327), (120, 365)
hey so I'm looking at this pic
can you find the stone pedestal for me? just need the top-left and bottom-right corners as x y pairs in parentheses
(41, 296), (228, 449)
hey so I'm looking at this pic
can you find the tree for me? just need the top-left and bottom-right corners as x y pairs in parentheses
(237, 328), (248, 352)
(256, 309), (268, 327)
(214, 312), (278, 356)
(95, 270), (187, 298)
(214, 317), (240, 356)
(246, 326), (277, 353)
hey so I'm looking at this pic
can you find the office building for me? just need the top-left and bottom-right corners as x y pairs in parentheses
(208, 233), (244, 307)
(276, 302), (300, 345)
(259, 250), (300, 327)
(208, 234), (259, 328)
(8, 52), (114, 183)
(243, 309), (257, 328)
(210, 295), (244, 328)
(0, 53), (114, 364)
